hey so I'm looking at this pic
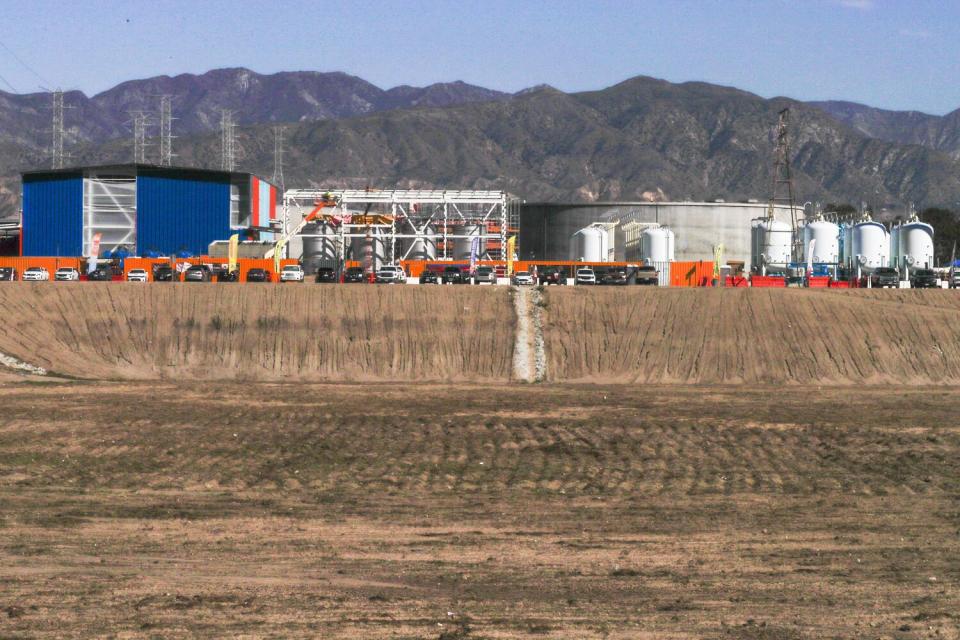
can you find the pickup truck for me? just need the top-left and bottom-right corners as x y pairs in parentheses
(635, 265), (659, 286)
(870, 267), (899, 289)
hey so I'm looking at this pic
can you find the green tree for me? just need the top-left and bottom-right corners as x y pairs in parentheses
(919, 208), (960, 266)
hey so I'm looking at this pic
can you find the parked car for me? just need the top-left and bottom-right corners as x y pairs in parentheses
(442, 266), (468, 284)
(184, 265), (212, 282)
(343, 266), (366, 283)
(951, 269), (960, 289)
(910, 268), (939, 289)
(473, 265), (497, 285)
(0, 267), (18, 281)
(87, 267), (112, 281)
(376, 265), (407, 284)
(602, 268), (628, 285)
(246, 268), (270, 283)
(315, 267), (338, 283)
(153, 265), (175, 281)
(22, 267), (50, 281)
(279, 264), (305, 282)
(575, 268), (596, 285)
(126, 268), (149, 282)
(511, 270), (534, 286)
(635, 265), (659, 286)
(870, 267), (899, 289)
(537, 266), (566, 285)
(54, 267), (80, 282)
(216, 268), (239, 282)
(420, 269), (439, 284)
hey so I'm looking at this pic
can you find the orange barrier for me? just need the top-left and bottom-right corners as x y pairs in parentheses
(828, 279), (851, 288)
(751, 275), (786, 288)
(670, 261), (714, 287)
(0, 256), (81, 277)
(808, 276), (831, 288)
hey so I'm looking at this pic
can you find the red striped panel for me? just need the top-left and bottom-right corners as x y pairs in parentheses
(251, 177), (260, 227)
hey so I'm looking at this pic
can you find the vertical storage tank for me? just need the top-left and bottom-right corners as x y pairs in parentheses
(851, 219), (889, 274)
(453, 224), (484, 260)
(399, 226), (437, 261)
(301, 222), (339, 274)
(640, 226), (675, 263)
(569, 226), (606, 262)
(751, 219), (792, 274)
(350, 234), (386, 271)
(802, 218), (840, 264)
(896, 220), (935, 270)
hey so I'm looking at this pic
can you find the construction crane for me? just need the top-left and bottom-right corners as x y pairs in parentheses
(264, 193), (340, 272)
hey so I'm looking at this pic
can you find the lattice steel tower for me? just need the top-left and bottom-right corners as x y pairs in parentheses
(51, 89), (66, 169)
(158, 95), (175, 166)
(130, 111), (150, 164)
(272, 125), (285, 192)
(220, 109), (236, 171)
(769, 107), (799, 259)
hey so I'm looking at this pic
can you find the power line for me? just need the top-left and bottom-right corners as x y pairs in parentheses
(0, 71), (17, 93)
(0, 38), (51, 89)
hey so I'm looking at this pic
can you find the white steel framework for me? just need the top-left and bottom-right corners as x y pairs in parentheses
(281, 189), (516, 265)
(82, 171), (137, 256)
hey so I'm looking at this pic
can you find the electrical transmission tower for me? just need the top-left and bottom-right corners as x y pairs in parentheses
(769, 107), (799, 259)
(51, 89), (67, 169)
(130, 111), (151, 164)
(272, 125), (285, 192)
(220, 109), (237, 171)
(158, 95), (175, 166)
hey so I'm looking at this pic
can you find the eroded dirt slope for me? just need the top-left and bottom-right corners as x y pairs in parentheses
(541, 288), (960, 384)
(0, 284), (514, 381)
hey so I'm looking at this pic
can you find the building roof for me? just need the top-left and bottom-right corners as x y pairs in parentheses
(21, 163), (278, 189)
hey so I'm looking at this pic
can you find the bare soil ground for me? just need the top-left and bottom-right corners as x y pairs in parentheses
(2, 382), (958, 639)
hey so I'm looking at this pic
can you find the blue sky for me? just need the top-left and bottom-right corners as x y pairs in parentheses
(1, 0), (957, 114)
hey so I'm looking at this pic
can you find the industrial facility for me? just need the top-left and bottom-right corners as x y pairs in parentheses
(20, 164), (279, 257)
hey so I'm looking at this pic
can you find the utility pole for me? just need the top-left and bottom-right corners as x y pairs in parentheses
(158, 95), (175, 166)
(272, 125), (285, 192)
(769, 107), (799, 259)
(220, 109), (236, 171)
(51, 89), (66, 169)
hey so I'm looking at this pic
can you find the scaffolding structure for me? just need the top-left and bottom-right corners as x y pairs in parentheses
(281, 189), (517, 264)
(82, 169), (137, 257)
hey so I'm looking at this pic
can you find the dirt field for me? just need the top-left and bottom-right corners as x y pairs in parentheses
(1, 381), (958, 639)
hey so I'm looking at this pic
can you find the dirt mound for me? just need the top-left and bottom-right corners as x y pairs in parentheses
(0, 284), (514, 381)
(541, 288), (960, 384)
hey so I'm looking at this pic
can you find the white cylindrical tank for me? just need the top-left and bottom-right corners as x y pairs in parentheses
(570, 226), (605, 262)
(398, 225), (438, 261)
(802, 219), (840, 264)
(301, 222), (338, 273)
(640, 226), (675, 263)
(851, 220), (889, 274)
(897, 220), (935, 270)
(754, 219), (792, 273)
(350, 235), (386, 272)
(453, 224), (484, 260)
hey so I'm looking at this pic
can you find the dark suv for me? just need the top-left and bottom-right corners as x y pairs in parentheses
(246, 268), (270, 283)
(420, 269), (439, 284)
(910, 268), (938, 289)
(537, 266), (566, 285)
(870, 267), (899, 289)
(602, 268), (628, 285)
(344, 267), (366, 283)
(315, 267), (338, 283)
(442, 266), (468, 284)
(154, 265), (175, 281)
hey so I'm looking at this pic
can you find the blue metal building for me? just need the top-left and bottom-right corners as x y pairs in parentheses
(20, 164), (279, 257)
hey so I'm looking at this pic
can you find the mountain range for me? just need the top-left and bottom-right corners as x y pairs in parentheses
(2, 67), (960, 218)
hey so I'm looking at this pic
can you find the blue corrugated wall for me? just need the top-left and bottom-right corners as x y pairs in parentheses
(21, 173), (83, 256)
(136, 170), (231, 256)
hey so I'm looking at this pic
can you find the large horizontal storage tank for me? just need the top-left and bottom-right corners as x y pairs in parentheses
(398, 226), (437, 261)
(301, 222), (339, 273)
(453, 224), (484, 260)
(569, 226), (608, 262)
(896, 220), (935, 270)
(751, 218), (792, 273)
(802, 219), (840, 264)
(851, 220), (889, 274)
(640, 226), (675, 263)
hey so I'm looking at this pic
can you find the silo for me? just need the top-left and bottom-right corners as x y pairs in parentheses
(453, 224), (484, 260)
(640, 226), (675, 263)
(802, 219), (840, 264)
(569, 226), (604, 262)
(399, 226), (438, 261)
(851, 220), (889, 274)
(752, 219), (792, 274)
(896, 220), (935, 270)
(301, 222), (339, 274)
